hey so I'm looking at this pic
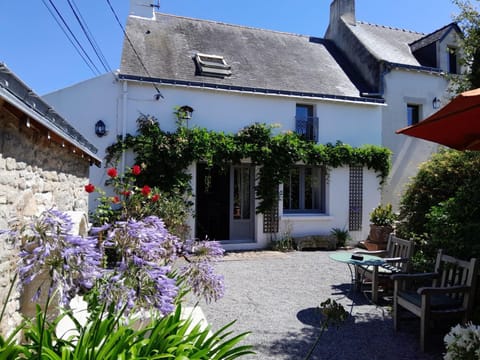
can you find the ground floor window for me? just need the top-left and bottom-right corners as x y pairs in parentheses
(283, 166), (325, 213)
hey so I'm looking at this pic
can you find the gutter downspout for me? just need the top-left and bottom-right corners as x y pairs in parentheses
(121, 79), (128, 174)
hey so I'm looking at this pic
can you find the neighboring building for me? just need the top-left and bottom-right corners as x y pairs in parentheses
(324, 0), (463, 207)
(0, 62), (101, 333)
(44, 0), (461, 250)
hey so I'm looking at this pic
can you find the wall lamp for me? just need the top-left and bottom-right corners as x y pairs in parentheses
(432, 97), (442, 109)
(95, 120), (108, 137)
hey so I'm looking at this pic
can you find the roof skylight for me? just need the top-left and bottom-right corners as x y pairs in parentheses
(194, 53), (232, 78)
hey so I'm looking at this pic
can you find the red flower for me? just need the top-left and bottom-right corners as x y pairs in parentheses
(121, 190), (131, 197)
(141, 185), (151, 196)
(131, 165), (141, 176)
(112, 196), (120, 204)
(107, 168), (118, 178)
(151, 194), (160, 202)
(84, 183), (95, 193)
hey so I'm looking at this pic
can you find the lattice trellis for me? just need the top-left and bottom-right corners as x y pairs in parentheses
(349, 166), (363, 231)
(263, 206), (279, 233)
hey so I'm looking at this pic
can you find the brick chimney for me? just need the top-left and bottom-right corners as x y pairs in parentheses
(130, 0), (156, 19)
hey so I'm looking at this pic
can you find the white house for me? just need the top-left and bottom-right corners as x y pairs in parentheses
(324, 0), (463, 207)
(44, 0), (462, 250)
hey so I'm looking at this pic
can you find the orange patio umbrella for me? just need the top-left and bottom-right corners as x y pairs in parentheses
(396, 88), (480, 150)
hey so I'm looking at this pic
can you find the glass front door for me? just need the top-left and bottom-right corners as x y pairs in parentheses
(230, 165), (254, 240)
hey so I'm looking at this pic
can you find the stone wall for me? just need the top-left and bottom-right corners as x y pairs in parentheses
(0, 109), (90, 336)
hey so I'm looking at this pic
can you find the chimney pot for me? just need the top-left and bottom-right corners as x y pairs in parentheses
(130, 0), (155, 19)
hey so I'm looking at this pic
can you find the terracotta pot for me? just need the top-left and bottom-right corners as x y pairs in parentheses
(368, 224), (393, 243)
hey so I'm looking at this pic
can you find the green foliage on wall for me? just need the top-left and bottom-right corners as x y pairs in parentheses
(106, 115), (391, 213)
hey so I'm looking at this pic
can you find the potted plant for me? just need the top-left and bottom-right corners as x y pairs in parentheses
(331, 227), (351, 249)
(366, 203), (396, 250)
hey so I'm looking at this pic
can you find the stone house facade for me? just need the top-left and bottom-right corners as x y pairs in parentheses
(0, 63), (101, 335)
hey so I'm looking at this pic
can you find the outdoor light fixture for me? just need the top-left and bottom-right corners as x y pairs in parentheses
(433, 97), (441, 109)
(95, 120), (107, 137)
(179, 105), (194, 120)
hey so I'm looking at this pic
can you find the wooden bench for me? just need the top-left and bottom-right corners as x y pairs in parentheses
(293, 235), (337, 251)
(391, 250), (479, 352)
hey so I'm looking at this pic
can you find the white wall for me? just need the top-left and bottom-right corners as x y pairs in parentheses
(45, 77), (384, 248)
(381, 69), (448, 209)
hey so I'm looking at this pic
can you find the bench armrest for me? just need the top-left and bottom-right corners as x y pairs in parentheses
(384, 257), (408, 263)
(391, 272), (439, 281)
(355, 249), (388, 257)
(418, 285), (470, 295)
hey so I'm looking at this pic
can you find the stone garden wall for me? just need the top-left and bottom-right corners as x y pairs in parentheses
(0, 110), (90, 336)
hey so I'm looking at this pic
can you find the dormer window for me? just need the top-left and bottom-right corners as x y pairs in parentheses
(194, 53), (232, 78)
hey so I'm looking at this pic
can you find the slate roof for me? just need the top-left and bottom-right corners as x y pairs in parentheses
(0, 63), (101, 165)
(346, 22), (425, 66)
(410, 23), (462, 52)
(119, 14), (382, 103)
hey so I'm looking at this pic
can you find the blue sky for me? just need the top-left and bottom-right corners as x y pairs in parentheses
(0, 0), (460, 95)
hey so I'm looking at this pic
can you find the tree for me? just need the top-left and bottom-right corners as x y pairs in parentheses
(452, 0), (480, 91)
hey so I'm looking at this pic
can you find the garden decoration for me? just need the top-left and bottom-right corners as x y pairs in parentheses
(0, 165), (254, 359)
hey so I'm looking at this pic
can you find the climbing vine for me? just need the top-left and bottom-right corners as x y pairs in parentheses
(106, 114), (391, 213)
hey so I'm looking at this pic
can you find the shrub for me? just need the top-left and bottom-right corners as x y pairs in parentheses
(369, 203), (395, 227)
(396, 150), (480, 265)
(330, 227), (351, 248)
(88, 164), (191, 239)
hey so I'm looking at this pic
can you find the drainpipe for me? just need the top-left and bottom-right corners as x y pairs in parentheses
(121, 79), (128, 173)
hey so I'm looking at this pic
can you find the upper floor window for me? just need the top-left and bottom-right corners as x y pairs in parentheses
(295, 104), (318, 142)
(448, 47), (458, 74)
(407, 104), (420, 126)
(283, 166), (325, 214)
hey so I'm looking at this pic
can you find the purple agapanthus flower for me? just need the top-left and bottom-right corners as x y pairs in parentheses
(183, 239), (225, 261)
(12, 209), (102, 307)
(181, 260), (225, 303)
(94, 216), (182, 315)
(180, 239), (226, 303)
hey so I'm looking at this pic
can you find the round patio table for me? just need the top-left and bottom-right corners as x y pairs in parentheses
(329, 252), (385, 303)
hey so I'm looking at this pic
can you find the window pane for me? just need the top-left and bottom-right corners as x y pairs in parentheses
(283, 166), (323, 213)
(309, 167), (322, 210)
(407, 104), (419, 126)
(448, 47), (458, 74)
(233, 167), (251, 219)
(304, 167), (313, 209)
(296, 104), (317, 141)
(283, 168), (300, 210)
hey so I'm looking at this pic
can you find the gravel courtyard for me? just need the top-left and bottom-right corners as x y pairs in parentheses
(188, 250), (447, 360)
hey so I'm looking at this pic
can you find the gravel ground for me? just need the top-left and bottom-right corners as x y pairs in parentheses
(187, 250), (447, 360)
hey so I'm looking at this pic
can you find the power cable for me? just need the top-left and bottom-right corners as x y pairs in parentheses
(43, 0), (102, 75)
(105, 0), (163, 98)
(66, 0), (112, 73)
(40, 0), (99, 76)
